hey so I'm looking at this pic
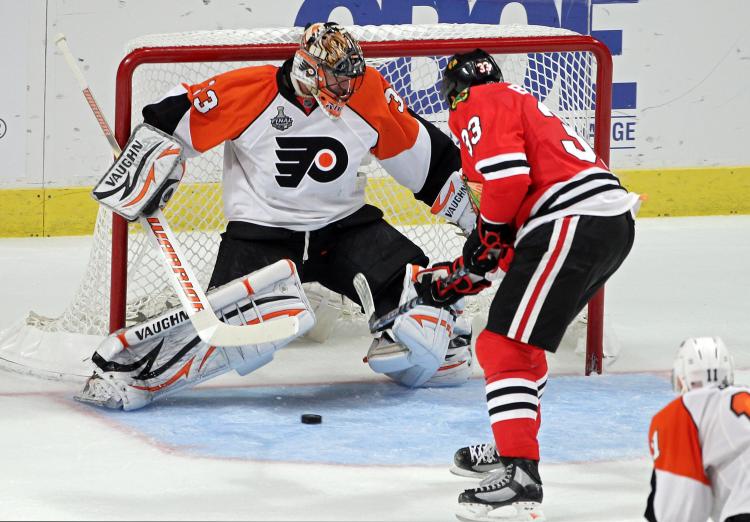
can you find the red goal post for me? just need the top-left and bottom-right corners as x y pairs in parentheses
(111, 24), (613, 375)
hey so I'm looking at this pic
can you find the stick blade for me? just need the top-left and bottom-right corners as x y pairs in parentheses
(353, 273), (375, 317)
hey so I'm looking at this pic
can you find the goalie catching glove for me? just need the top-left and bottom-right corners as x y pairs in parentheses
(92, 123), (186, 221)
(75, 260), (314, 411)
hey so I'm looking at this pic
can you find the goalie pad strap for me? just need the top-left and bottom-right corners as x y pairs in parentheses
(92, 123), (185, 221)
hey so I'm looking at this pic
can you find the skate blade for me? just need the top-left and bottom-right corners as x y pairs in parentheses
(74, 378), (123, 409)
(73, 392), (122, 409)
(456, 502), (545, 522)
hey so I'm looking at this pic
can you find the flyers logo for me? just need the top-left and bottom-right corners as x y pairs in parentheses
(731, 391), (750, 420)
(274, 136), (348, 188)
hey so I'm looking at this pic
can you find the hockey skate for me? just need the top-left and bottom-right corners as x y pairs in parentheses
(75, 373), (147, 410)
(456, 458), (545, 522)
(451, 442), (503, 478)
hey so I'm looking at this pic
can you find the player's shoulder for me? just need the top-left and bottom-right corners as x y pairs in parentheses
(349, 66), (390, 110)
(724, 384), (750, 411)
(348, 66), (411, 124)
(453, 82), (519, 112)
(195, 64), (280, 117)
(210, 64), (279, 91)
(682, 384), (737, 411)
(651, 395), (691, 428)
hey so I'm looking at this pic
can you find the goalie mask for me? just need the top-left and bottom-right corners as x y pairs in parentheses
(291, 22), (365, 119)
(671, 337), (735, 394)
(440, 49), (503, 110)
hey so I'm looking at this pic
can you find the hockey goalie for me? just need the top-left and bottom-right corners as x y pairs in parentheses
(77, 122), (315, 410)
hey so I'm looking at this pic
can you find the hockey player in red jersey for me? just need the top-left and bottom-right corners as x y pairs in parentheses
(646, 337), (750, 522)
(92, 22), (481, 400)
(429, 50), (640, 521)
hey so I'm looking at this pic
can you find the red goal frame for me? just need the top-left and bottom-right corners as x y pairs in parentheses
(111, 34), (613, 375)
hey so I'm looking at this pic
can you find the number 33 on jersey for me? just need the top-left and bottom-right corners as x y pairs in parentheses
(450, 82), (602, 178)
(447, 81), (637, 241)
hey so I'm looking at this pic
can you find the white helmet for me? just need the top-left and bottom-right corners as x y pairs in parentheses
(671, 337), (735, 394)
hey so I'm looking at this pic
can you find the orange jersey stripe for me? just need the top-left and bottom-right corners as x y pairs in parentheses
(185, 65), (279, 153)
(348, 67), (419, 160)
(649, 397), (710, 485)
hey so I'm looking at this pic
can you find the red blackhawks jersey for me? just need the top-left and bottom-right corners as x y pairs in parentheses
(141, 60), (458, 231)
(646, 385), (750, 522)
(448, 82), (639, 242)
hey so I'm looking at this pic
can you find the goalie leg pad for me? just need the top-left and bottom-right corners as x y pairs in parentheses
(367, 264), (455, 387)
(76, 260), (314, 410)
(420, 310), (474, 387)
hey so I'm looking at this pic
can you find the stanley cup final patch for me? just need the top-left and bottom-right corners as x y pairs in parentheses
(271, 106), (294, 131)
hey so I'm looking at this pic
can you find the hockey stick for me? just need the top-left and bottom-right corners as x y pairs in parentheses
(55, 33), (299, 346)
(353, 273), (378, 333)
(366, 265), (473, 334)
(367, 249), (501, 334)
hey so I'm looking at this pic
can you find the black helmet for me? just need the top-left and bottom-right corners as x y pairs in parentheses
(440, 49), (503, 109)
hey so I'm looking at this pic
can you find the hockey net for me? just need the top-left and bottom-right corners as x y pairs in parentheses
(0, 24), (612, 379)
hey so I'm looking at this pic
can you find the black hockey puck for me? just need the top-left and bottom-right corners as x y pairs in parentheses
(301, 413), (322, 424)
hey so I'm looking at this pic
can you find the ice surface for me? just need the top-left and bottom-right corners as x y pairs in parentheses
(0, 216), (748, 521)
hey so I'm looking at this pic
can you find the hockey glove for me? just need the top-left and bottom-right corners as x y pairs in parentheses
(419, 259), (492, 308)
(462, 218), (515, 276)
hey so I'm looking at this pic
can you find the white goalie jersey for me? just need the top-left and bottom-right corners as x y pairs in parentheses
(646, 384), (750, 522)
(141, 59), (461, 232)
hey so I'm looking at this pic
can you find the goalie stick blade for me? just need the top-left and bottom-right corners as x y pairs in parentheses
(353, 273), (376, 319)
(190, 310), (299, 346)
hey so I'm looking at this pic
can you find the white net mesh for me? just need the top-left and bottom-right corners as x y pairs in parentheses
(28, 23), (599, 337)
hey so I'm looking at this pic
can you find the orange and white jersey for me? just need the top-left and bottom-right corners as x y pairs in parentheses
(142, 60), (459, 231)
(646, 385), (750, 522)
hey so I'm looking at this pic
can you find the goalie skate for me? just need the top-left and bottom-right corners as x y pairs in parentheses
(75, 374), (133, 409)
(456, 458), (545, 522)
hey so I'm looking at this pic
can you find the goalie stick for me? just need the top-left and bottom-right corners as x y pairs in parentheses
(366, 249), (501, 334)
(353, 272), (378, 332)
(55, 33), (299, 346)
(366, 265), (473, 334)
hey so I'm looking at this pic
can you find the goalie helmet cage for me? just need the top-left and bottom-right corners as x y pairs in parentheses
(15, 24), (606, 379)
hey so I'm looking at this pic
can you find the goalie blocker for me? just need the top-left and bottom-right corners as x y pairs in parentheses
(76, 260), (314, 410)
(92, 123), (186, 221)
